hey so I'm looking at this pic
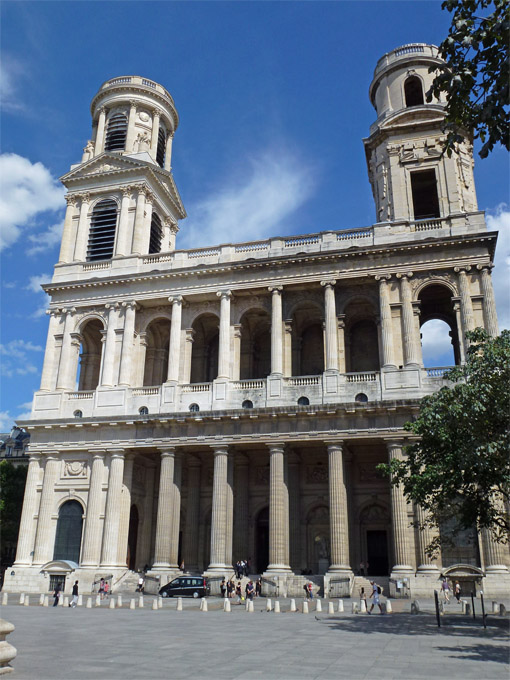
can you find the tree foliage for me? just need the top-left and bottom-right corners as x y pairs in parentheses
(380, 328), (510, 551)
(427, 0), (510, 158)
(0, 461), (27, 546)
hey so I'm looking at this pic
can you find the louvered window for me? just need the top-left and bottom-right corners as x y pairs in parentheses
(104, 112), (128, 151)
(87, 199), (118, 261)
(156, 126), (166, 167)
(149, 213), (163, 254)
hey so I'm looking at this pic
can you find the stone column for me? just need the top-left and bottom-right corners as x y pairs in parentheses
(131, 187), (147, 255)
(125, 101), (138, 153)
(150, 108), (161, 160)
(376, 274), (396, 368)
(387, 441), (413, 573)
(40, 310), (63, 391)
(283, 320), (293, 377)
(118, 301), (137, 387)
(288, 452), (301, 571)
(453, 300), (466, 363)
(398, 273), (420, 366)
(94, 107), (107, 156)
(167, 296), (183, 382)
(208, 446), (229, 571)
(73, 193), (91, 262)
(32, 456), (60, 565)
(337, 316), (346, 373)
(117, 454), (135, 567)
(415, 504), (440, 573)
(269, 286), (283, 375)
(232, 325), (242, 381)
(13, 454), (41, 566)
(456, 267), (475, 345)
(225, 453), (234, 567)
(164, 132), (173, 171)
(216, 291), (232, 379)
(168, 223), (178, 251)
(58, 194), (78, 264)
(327, 443), (350, 572)
(115, 187), (132, 256)
(233, 454), (249, 561)
(183, 329), (195, 384)
(478, 265), (499, 337)
(267, 444), (291, 572)
(321, 279), (339, 371)
(182, 457), (201, 572)
(81, 453), (106, 568)
(152, 449), (176, 569)
(100, 303), (119, 387)
(56, 308), (77, 390)
(169, 454), (182, 569)
(100, 451), (126, 568)
(483, 529), (509, 573)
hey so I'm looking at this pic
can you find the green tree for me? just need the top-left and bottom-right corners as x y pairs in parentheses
(427, 0), (510, 158)
(0, 461), (28, 550)
(380, 328), (510, 553)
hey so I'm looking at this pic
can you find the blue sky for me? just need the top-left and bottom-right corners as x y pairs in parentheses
(1, 1), (509, 430)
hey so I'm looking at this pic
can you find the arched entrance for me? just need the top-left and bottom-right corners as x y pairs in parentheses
(127, 504), (139, 570)
(255, 507), (269, 573)
(360, 503), (390, 576)
(53, 500), (83, 563)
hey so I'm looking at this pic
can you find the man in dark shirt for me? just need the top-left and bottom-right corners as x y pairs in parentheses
(70, 580), (79, 608)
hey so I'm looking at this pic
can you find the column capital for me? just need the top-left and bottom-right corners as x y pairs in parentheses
(159, 447), (177, 459)
(267, 443), (285, 455)
(211, 445), (229, 456)
(105, 302), (120, 312)
(121, 185), (133, 197)
(476, 263), (494, 272)
(151, 106), (162, 117)
(375, 273), (392, 282)
(325, 441), (344, 453)
(78, 192), (91, 205)
(129, 99), (138, 109)
(97, 105), (108, 117)
(168, 295), (183, 305)
(107, 448), (125, 459)
(320, 278), (337, 288)
(90, 451), (105, 460)
(145, 191), (155, 205)
(122, 299), (138, 310)
(216, 289), (232, 300)
(454, 265), (472, 274)
(396, 271), (413, 280)
(65, 193), (79, 207)
(268, 285), (283, 294)
(28, 453), (41, 463)
(185, 328), (195, 343)
(233, 323), (242, 339)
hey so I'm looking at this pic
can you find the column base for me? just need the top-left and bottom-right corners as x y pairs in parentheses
(417, 564), (440, 574)
(151, 563), (173, 570)
(391, 564), (414, 574)
(485, 564), (509, 573)
(205, 564), (231, 573)
(264, 564), (292, 573)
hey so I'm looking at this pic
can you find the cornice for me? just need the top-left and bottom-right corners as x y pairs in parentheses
(90, 84), (178, 130)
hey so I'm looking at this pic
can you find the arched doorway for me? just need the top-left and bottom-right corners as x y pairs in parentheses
(190, 314), (219, 383)
(143, 318), (170, 385)
(77, 319), (104, 390)
(53, 500), (83, 563)
(255, 507), (269, 573)
(127, 504), (139, 570)
(359, 503), (390, 576)
(419, 284), (461, 365)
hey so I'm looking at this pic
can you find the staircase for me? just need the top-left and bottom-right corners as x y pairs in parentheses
(112, 570), (141, 593)
(352, 576), (390, 598)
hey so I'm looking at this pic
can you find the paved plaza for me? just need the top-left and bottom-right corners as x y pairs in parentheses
(2, 596), (509, 680)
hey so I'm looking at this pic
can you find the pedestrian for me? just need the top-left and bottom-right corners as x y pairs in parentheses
(255, 578), (262, 597)
(359, 586), (367, 609)
(104, 581), (110, 599)
(53, 582), (62, 607)
(220, 579), (226, 598)
(227, 579), (234, 598)
(137, 574), (145, 593)
(243, 560), (249, 577)
(308, 582), (314, 600)
(235, 581), (242, 604)
(245, 580), (254, 601)
(69, 580), (79, 608)
(99, 577), (105, 600)
(180, 561), (185, 573)
(454, 581), (461, 603)
(303, 582), (310, 599)
(441, 577), (450, 603)
(367, 581), (384, 614)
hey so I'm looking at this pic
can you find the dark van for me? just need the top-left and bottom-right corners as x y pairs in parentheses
(159, 576), (210, 598)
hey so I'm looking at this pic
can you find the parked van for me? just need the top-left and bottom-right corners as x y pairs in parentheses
(159, 576), (210, 598)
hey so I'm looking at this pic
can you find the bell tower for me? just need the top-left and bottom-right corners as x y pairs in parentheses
(364, 44), (478, 226)
(57, 76), (186, 265)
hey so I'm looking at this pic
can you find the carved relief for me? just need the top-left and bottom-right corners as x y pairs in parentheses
(62, 461), (87, 479)
(306, 465), (328, 484)
(255, 466), (270, 485)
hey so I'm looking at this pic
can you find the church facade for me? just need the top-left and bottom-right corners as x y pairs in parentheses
(6, 44), (509, 597)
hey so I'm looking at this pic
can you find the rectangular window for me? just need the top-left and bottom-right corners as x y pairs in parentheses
(411, 169), (440, 220)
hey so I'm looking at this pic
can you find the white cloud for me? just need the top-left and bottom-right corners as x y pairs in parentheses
(0, 153), (65, 252)
(0, 411), (15, 433)
(25, 273), (52, 294)
(486, 204), (510, 331)
(0, 57), (25, 113)
(180, 148), (316, 249)
(0, 339), (43, 378)
(27, 219), (64, 256)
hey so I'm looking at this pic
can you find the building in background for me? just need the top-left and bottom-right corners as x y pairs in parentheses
(4, 45), (508, 597)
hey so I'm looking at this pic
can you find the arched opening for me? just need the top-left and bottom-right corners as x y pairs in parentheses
(127, 504), (139, 570)
(104, 112), (128, 151)
(53, 500), (83, 563)
(239, 309), (271, 379)
(255, 506), (269, 573)
(404, 75), (424, 107)
(347, 319), (380, 372)
(148, 213), (163, 254)
(143, 318), (170, 386)
(291, 302), (324, 376)
(190, 314), (219, 383)
(359, 503), (390, 576)
(419, 284), (461, 365)
(77, 319), (104, 391)
(306, 506), (330, 574)
(297, 396), (309, 406)
(86, 199), (118, 262)
(156, 126), (166, 167)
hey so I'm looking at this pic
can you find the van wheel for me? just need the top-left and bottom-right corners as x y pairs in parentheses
(193, 591), (199, 598)
(161, 591), (168, 598)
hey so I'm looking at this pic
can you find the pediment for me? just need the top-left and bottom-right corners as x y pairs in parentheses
(60, 153), (152, 182)
(379, 106), (444, 131)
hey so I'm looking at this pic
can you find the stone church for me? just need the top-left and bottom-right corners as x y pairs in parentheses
(6, 43), (508, 597)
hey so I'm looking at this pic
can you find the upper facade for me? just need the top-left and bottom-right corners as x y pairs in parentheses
(26, 45), (498, 424)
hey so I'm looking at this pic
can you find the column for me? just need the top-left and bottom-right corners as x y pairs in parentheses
(269, 286), (283, 374)
(168, 223), (179, 251)
(56, 308), (76, 390)
(321, 279), (339, 371)
(58, 195), (78, 264)
(456, 266), (475, 345)
(73, 193), (91, 261)
(117, 454), (135, 566)
(483, 529), (509, 573)
(327, 442), (351, 572)
(453, 301), (466, 363)
(216, 291), (232, 379)
(150, 108), (161, 159)
(94, 107), (107, 156)
(115, 187), (132, 256)
(169, 454), (181, 569)
(131, 187), (146, 255)
(152, 449), (176, 569)
(81, 453), (105, 567)
(376, 274), (396, 368)
(182, 457), (201, 572)
(183, 329), (195, 383)
(40, 310), (63, 391)
(32, 456), (60, 565)
(100, 303), (119, 387)
(208, 446), (229, 570)
(233, 454), (249, 560)
(415, 504), (440, 572)
(125, 101), (138, 153)
(267, 444), (291, 572)
(13, 454), (41, 566)
(398, 273), (420, 366)
(164, 132), (173, 171)
(100, 450), (126, 568)
(283, 320), (293, 376)
(288, 452), (301, 571)
(118, 301), (137, 386)
(337, 315), (346, 373)
(232, 325), (242, 381)
(387, 441), (413, 573)
(478, 265), (499, 337)
(167, 296), (183, 382)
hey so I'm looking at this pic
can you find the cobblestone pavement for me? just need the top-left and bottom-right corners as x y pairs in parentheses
(2, 597), (509, 680)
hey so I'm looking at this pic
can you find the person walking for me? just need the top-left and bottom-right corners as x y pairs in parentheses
(368, 581), (384, 614)
(255, 578), (262, 597)
(137, 574), (145, 593)
(235, 581), (242, 604)
(220, 579), (227, 598)
(227, 578), (234, 598)
(53, 582), (62, 607)
(441, 577), (450, 603)
(99, 578), (105, 600)
(245, 580), (254, 601)
(359, 586), (367, 609)
(104, 581), (110, 599)
(69, 580), (79, 608)
(454, 581), (461, 603)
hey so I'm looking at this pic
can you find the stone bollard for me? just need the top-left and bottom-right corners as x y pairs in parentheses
(59, 594), (64, 607)
(352, 602), (359, 614)
(385, 599), (392, 614)
(39, 594), (45, 606)
(176, 597), (182, 612)
(266, 598), (272, 612)
(248, 600), (254, 613)
(290, 599), (296, 612)
(461, 600), (470, 615)
(117, 595), (122, 608)
(499, 603), (506, 616)
(158, 597), (163, 609)
(492, 601), (498, 614)
(95, 595), (101, 607)
(138, 596), (144, 608)
(109, 597), (116, 609)
(360, 599), (367, 614)
(224, 599), (231, 613)
(337, 599), (344, 613)
(152, 599), (158, 611)
(0, 619), (17, 675)
(328, 601), (334, 615)
(315, 599), (322, 613)
(202, 599), (208, 612)
(411, 600), (420, 614)
(86, 598), (92, 609)
(274, 601), (280, 613)
(302, 601), (309, 614)
(43, 595), (49, 607)
(19, 594), (24, 605)
(1, 594), (7, 606)
(129, 599), (135, 610)
(77, 594), (83, 607)
(23, 597), (29, 607)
